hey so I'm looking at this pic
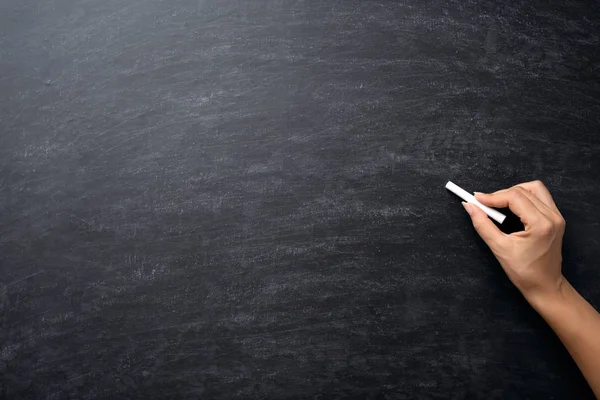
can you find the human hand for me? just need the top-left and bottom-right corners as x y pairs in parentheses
(463, 181), (566, 301)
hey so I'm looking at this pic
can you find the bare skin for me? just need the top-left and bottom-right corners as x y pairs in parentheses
(462, 180), (600, 398)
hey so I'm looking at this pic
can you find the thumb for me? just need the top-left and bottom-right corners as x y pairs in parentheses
(463, 202), (506, 249)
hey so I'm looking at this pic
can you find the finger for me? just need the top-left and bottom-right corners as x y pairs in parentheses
(463, 202), (507, 249)
(515, 180), (558, 212)
(512, 186), (555, 217)
(474, 188), (541, 225)
(482, 183), (559, 218)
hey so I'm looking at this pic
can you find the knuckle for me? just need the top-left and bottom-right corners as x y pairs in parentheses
(509, 186), (521, 194)
(538, 220), (554, 236)
(548, 211), (565, 228)
(532, 180), (545, 189)
(511, 187), (526, 200)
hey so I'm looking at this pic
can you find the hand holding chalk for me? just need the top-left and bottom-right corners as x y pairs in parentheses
(446, 181), (506, 224)
(461, 181), (565, 299)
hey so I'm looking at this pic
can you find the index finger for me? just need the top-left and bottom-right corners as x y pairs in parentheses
(475, 188), (543, 226)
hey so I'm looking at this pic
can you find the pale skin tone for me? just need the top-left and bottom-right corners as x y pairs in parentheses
(462, 180), (600, 398)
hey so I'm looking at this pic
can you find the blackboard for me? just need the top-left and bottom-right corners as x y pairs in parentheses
(1, 0), (600, 398)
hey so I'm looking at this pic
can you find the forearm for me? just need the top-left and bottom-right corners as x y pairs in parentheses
(526, 279), (600, 398)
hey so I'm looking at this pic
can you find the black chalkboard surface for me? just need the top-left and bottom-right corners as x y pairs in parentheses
(1, 0), (600, 398)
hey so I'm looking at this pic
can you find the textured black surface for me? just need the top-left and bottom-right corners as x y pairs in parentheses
(1, 0), (600, 398)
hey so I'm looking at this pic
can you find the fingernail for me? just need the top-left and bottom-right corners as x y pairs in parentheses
(474, 192), (485, 196)
(462, 202), (473, 215)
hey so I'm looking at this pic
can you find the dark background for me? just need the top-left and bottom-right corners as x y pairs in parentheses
(1, 0), (600, 398)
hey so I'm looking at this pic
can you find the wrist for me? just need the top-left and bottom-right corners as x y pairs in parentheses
(522, 275), (570, 312)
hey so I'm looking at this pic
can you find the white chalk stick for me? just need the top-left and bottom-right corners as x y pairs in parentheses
(445, 181), (506, 224)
